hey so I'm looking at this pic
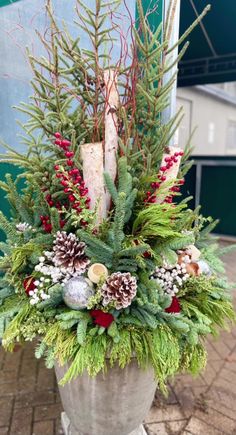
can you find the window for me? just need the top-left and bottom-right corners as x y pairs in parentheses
(226, 120), (236, 153)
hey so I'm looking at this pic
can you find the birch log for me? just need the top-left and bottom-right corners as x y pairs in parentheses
(81, 142), (106, 224)
(104, 70), (119, 212)
(155, 146), (183, 204)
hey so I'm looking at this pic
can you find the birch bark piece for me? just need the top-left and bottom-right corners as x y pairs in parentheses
(104, 69), (119, 212)
(80, 142), (106, 224)
(155, 145), (183, 204)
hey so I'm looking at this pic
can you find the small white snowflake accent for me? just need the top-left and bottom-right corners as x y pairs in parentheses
(16, 222), (32, 232)
(152, 261), (190, 296)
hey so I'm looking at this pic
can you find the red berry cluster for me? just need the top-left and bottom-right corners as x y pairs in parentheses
(40, 214), (66, 233)
(53, 132), (90, 226)
(144, 150), (185, 204)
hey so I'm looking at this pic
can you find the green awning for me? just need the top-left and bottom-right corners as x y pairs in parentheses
(0, 0), (20, 7)
(178, 0), (236, 87)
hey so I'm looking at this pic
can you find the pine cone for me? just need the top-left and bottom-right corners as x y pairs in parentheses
(53, 231), (90, 274)
(101, 272), (137, 310)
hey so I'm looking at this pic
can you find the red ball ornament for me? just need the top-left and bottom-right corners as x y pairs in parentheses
(90, 310), (114, 328)
(23, 277), (36, 296)
(165, 296), (181, 313)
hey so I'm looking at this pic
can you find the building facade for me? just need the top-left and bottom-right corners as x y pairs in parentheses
(177, 83), (236, 156)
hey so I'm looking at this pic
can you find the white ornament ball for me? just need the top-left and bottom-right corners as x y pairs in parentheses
(197, 260), (212, 276)
(62, 277), (94, 310)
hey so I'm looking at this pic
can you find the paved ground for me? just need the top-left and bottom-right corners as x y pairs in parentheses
(0, 244), (235, 435)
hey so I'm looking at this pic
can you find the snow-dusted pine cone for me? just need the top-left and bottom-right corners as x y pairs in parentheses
(53, 231), (90, 274)
(101, 272), (137, 310)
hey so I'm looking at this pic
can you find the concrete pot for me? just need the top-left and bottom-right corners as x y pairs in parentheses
(55, 359), (156, 435)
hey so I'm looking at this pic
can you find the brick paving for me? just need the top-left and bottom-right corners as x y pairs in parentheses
(0, 244), (235, 435)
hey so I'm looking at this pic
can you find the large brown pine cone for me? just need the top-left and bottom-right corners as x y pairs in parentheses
(53, 231), (90, 274)
(101, 272), (137, 310)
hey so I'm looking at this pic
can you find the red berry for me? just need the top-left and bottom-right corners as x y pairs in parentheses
(61, 140), (71, 147)
(44, 223), (52, 233)
(143, 251), (151, 258)
(65, 151), (74, 158)
(61, 180), (68, 187)
(74, 176), (82, 183)
(48, 200), (54, 207)
(85, 197), (91, 204)
(64, 188), (71, 193)
(80, 219), (88, 226)
(164, 157), (171, 162)
(173, 158), (178, 163)
(54, 132), (61, 139)
(178, 179), (185, 185)
(151, 182), (158, 189)
(160, 166), (167, 172)
(67, 160), (74, 167)
(54, 165), (60, 171)
(56, 173), (63, 179)
(55, 139), (62, 146)
(60, 219), (66, 228)
(161, 176), (166, 181)
(68, 194), (76, 202)
(71, 168), (80, 175)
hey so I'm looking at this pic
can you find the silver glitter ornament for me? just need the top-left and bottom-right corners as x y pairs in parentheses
(197, 260), (212, 276)
(62, 277), (94, 310)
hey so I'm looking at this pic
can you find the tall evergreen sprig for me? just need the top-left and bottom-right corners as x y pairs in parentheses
(120, 0), (210, 178)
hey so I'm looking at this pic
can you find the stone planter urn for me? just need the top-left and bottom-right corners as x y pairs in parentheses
(55, 359), (156, 435)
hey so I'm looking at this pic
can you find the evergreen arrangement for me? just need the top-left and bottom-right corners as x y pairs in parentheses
(0, 0), (234, 394)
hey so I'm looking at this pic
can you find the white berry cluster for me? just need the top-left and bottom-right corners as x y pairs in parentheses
(28, 276), (51, 305)
(34, 251), (83, 287)
(35, 253), (65, 283)
(16, 222), (32, 232)
(152, 262), (190, 296)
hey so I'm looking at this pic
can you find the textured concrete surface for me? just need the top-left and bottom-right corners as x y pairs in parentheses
(0, 243), (235, 434)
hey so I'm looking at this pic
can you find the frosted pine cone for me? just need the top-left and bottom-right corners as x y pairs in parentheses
(101, 272), (137, 310)
(53, 231), (90, 274)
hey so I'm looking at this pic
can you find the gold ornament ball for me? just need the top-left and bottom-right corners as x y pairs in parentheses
(87, 263), (108, 284)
